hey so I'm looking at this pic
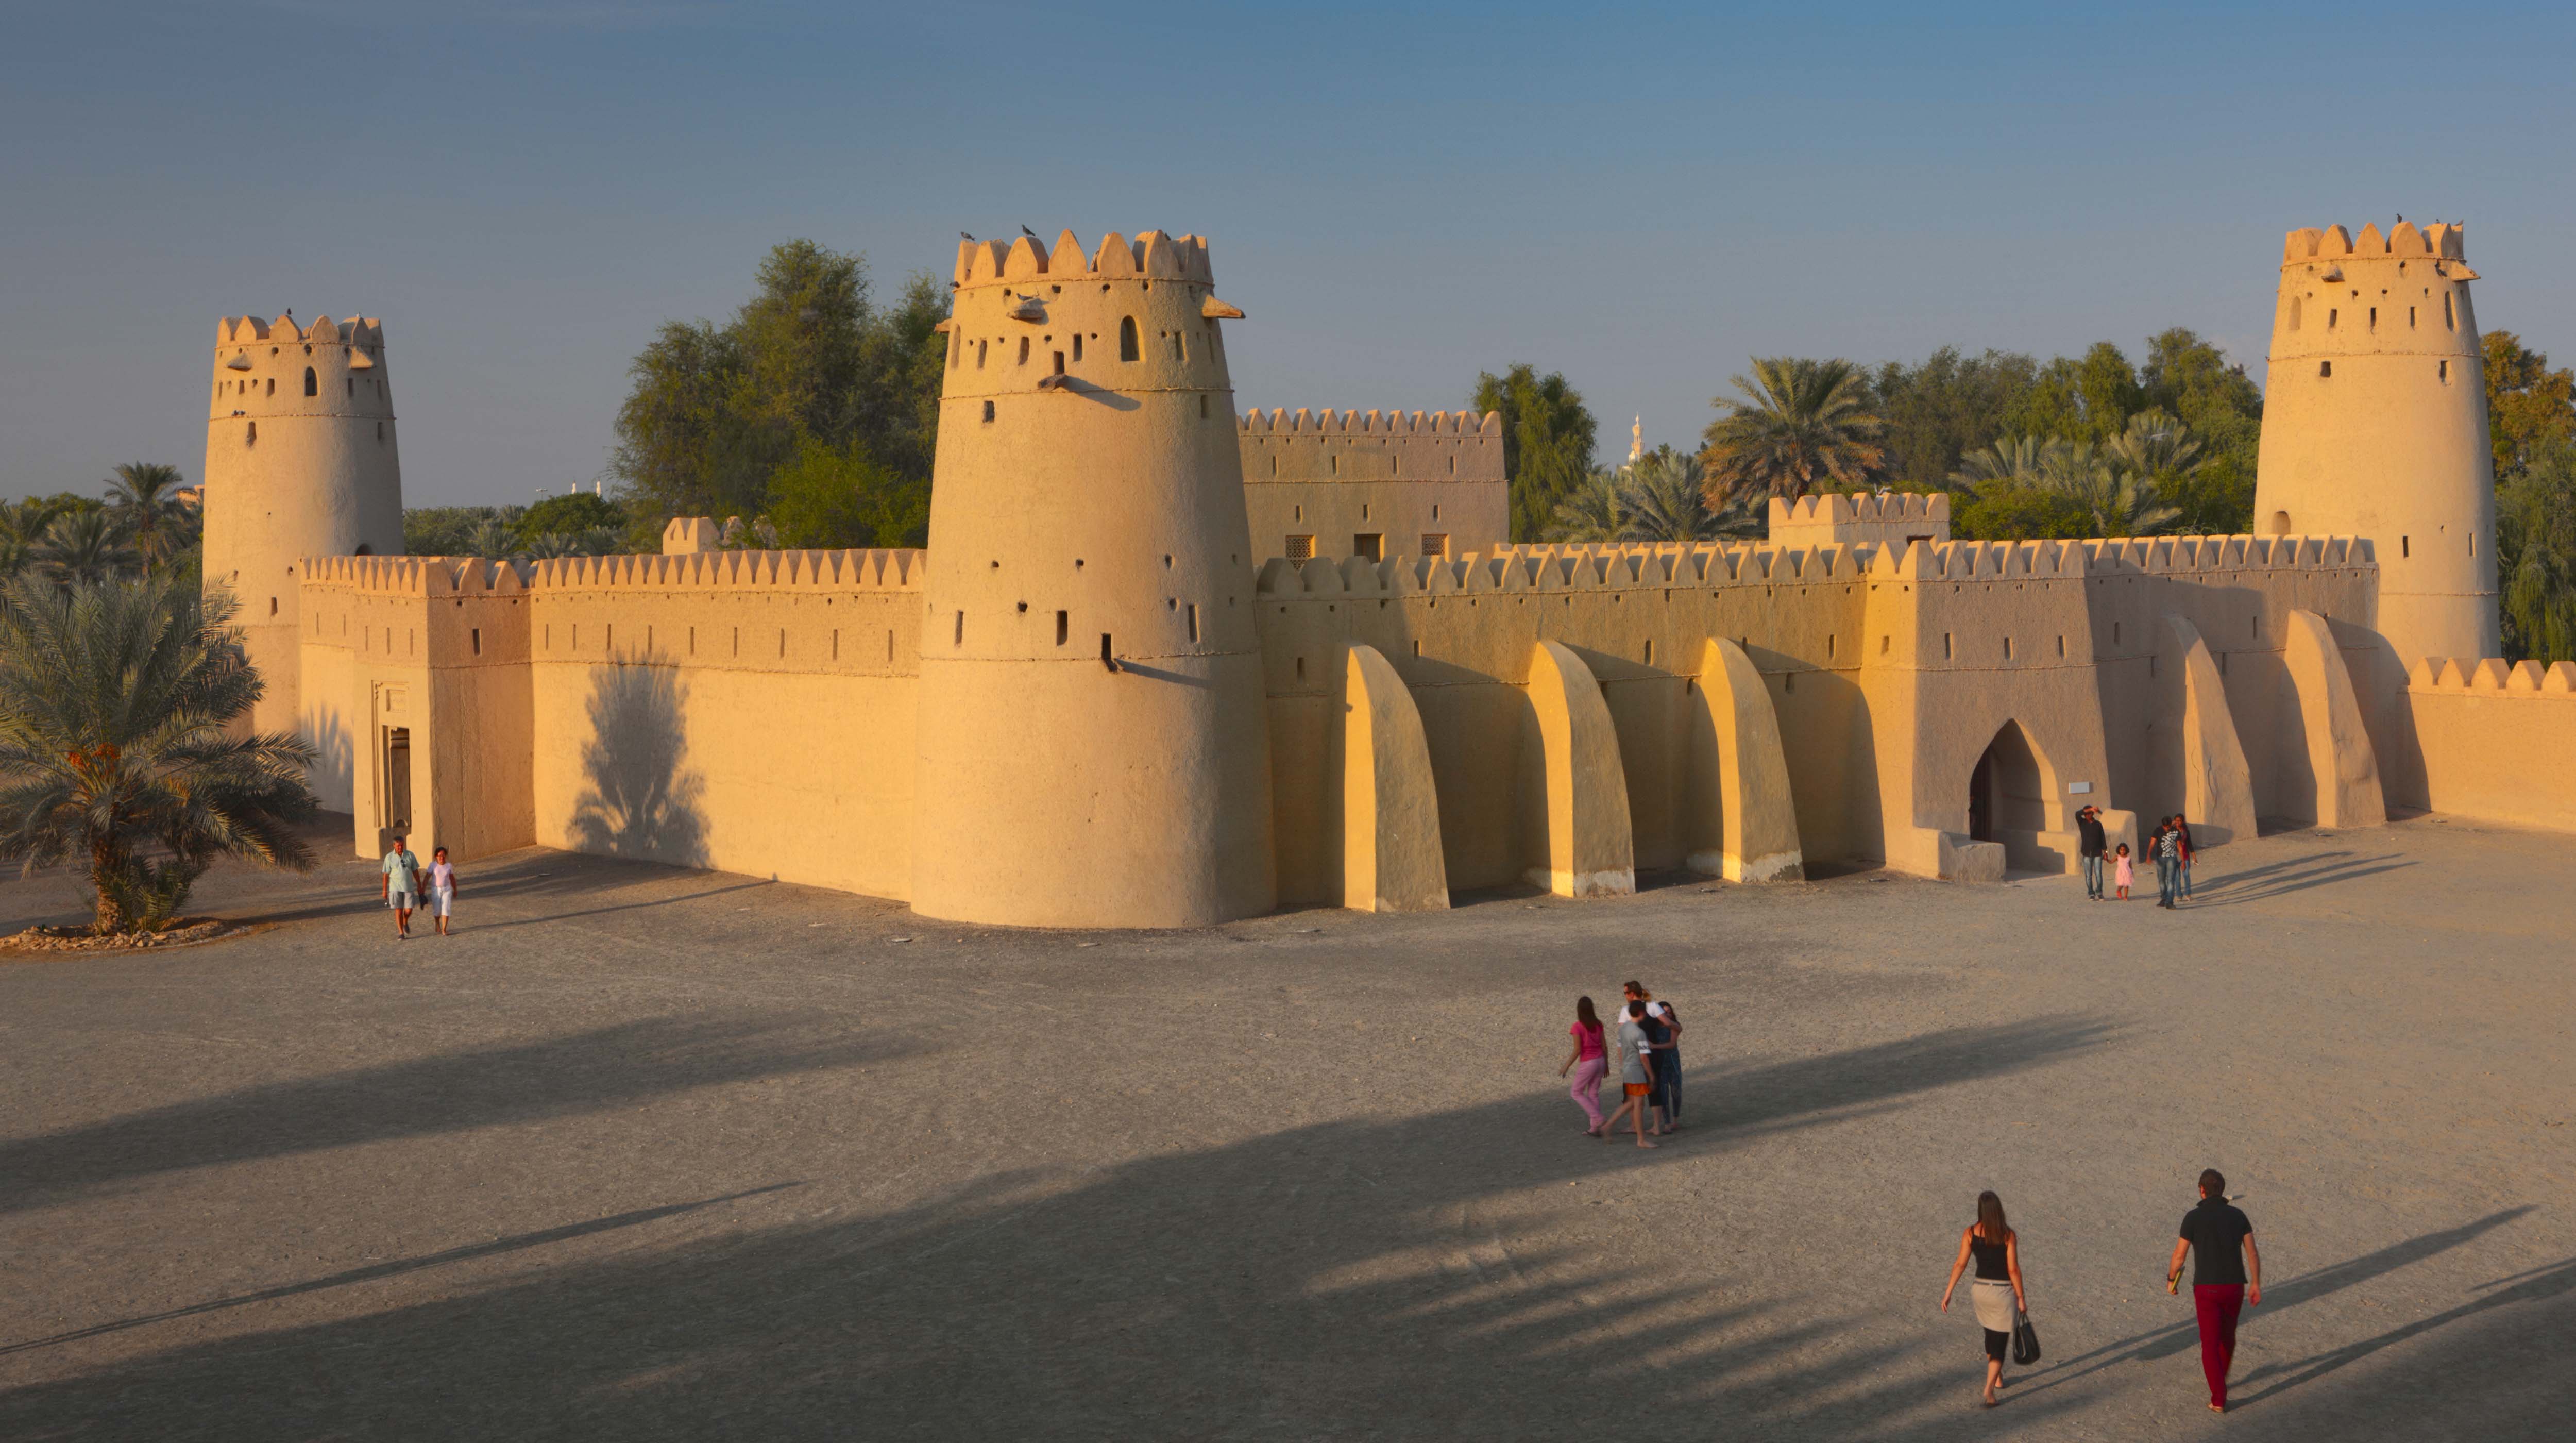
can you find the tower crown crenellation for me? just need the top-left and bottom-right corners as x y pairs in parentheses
(2281, 221), (2467, 265)
(954, 229), (1214, 288)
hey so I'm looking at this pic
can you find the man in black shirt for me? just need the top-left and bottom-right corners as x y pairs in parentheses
(2166, 1168), (2262, 1412)
(2076, 806), (2108, 900)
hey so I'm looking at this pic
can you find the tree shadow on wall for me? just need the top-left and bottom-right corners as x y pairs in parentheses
(566, 662), (708, 868)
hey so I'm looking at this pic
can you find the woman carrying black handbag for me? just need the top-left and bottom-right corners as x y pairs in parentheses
(1939, 1190), (2029, 1407)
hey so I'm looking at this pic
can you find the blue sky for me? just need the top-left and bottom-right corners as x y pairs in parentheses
(6, 1), (2572, 505)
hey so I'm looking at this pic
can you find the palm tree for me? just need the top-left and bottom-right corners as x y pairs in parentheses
(0, 573), (317, 933)
(104, 463), (198, 571)
(2040, 438), (2181, 538)
(1948, 435), (2062, 496)
(520, 527), (624, 559)
(463, 517), (518, 558)
(1700, 357), (1886, 505)
(1545, 469), (1628, 543)
(0, 499), (50, 579)
(2102, 410), (2205, 491)
(1618, 450), (1763, 543)
(30, 510), (140, 586)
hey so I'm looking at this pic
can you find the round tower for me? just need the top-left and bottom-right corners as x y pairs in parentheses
(910, 229), (1275, 927)
(2255, 222), (2498, 664)
(200, 314), (405, 739)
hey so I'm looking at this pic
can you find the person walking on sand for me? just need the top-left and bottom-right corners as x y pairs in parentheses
(427, 847), (459, 937)
(1559, 996), (1608, 1136)
(1939, 1190), (2028, 1407)
(2113, 842), (2133, 900)
(2076, 804), (2108, 900)
(1602, 1001), (1659, 1148)
(2174, 817), (2196, 899)
(1646, 998), (1685, 1131)
(2167, 1168), (2262, 1413)
(380, 835), (423, 940)
(2155, 817), (2185, 909)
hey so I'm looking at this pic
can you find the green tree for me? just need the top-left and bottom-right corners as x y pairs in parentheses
(1700, 357), (1885, 504)
(1545, 468), (1627, 543)
(2483, 331), (2576, 476)
(1870, 348), (2039, 492)
(1952, 484), (2094, 541)
(767, 438), (928, 549)
(2499, 439), (2576, 663)
(0, 574), (317, 933)
(2137, 329), (2262, 533)
(610, 241), (951, 540)
(403, 506), (503, 556)
(1474, 364), (1598, 543)
(517, 492), (627, 544)
(103, 463), (198, 573)
(31, 511), (139, 586)
(1949, 434), (2059, 493)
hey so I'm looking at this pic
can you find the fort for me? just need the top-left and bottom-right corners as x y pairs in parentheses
(199, 223), (2576, 929)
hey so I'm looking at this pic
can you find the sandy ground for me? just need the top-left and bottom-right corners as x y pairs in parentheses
(0, 816), (2569, 1440)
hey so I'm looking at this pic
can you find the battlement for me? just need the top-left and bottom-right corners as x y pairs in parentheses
(1768, 492), (1949, 528)
(2281, 221), (2467, 264)
(2072, 533), (2375, 576)
(300, 548), (927, 597)
(2409, 657), (2576, 694)
(300, 555), (519, 596)
(1241, 408), (1500, 437)
(527, 547), (925, 593)
(953, 229), (1213, 288)
(220, 314), (385, 347)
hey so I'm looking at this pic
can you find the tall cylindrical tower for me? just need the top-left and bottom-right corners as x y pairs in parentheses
(910, 229), (1276, 927)
(200, 314), (405, 739)
(2255, 222), (2498, 663)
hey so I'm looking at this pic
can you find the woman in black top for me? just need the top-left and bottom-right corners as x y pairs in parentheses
(1939, 1190), (2027, 1407)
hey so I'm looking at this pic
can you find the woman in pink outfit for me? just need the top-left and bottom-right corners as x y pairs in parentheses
(1558, 996), (1608, 1135)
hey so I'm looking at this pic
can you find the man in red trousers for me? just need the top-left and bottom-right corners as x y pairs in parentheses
(2167, 1168), (2263, 1412)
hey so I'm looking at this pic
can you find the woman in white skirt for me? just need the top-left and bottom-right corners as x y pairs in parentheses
(1938, 1190), (2027, 1406)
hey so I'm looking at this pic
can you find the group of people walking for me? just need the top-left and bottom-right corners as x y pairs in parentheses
(2075, 806), (2195, 906)
(378, 834), (460, 939)
(1558, 983), (1685, 1148)
(1937, 1170), (2262, 1412)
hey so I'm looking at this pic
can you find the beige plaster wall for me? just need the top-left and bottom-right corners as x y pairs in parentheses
(1768, 492), (1950, 550)
(2255, 223), (2497, 665)
(2402, 659), (2576, 832)
(202, 315), (404, 741)
(520, 550), (924, 899)
(912, 230), (1275, 928)
(1239, 408), (1506, 561)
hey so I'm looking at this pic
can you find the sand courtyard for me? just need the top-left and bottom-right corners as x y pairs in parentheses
(0, 819), (2568, 1440)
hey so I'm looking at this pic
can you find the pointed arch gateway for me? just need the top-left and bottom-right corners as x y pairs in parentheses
(1966, 719), (2066, 873)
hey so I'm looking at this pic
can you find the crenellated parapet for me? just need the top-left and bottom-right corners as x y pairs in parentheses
(222, 314), (386, 347)
(523, 547), (925, 594)
(2281, 221), (2468, 265)
(954, 229), (1213, 288)
(1238, 406), (1505, 501)
(1768, 492), (1950, 547)
(2409, 657), (2576, 694)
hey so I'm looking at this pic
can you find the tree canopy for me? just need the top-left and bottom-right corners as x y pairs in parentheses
(1473, 364), (1598, 543)
(1700, 357), (1885, 504)
(609, 240), (946, 549)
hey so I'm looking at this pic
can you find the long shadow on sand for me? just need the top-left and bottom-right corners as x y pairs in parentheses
(0, 1016), (913, 1215)
(0, 1015), (2124, 1440)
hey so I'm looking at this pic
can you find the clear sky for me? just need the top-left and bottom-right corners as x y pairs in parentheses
(6, 1), (2573, 505)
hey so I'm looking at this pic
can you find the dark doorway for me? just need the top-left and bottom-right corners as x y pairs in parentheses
(1968, 749), (1995, 842)
(1968, 720), (2059, 871)
(379, 726), (412, 855)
